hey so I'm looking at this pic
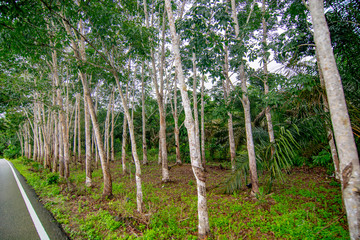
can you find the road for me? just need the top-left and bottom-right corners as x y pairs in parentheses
(0, 158), (69, 240)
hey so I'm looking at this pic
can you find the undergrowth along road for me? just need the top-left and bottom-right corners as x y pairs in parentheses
(10, 157), (349, 239)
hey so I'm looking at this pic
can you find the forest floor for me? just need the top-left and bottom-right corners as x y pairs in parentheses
(10, 157), (349, 239)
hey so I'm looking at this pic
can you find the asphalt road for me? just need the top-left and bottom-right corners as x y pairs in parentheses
(0, 158), (69, 240)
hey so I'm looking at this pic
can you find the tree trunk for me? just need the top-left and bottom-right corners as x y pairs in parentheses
(53, 115), (58, 173)
(240, 64), (259, 195)
(192, 52), (201, 166)
(141, 62), (148, 165)
(261, 0), (275, 149)
(316, 50), (341, 179)
(144, 0), (169, 180)
(77, 93), (81, 168)
(121, 114), (128, 174)
(74, 17), (112, 197)
(309, 1), (360, 239)
(104, 90), (113, 164)
(231, 0), (259, 195)
(165, 1), (210, 238)
(58, 114), (64, 177)
(73, 94), (78, 168)
(201, 75), (205, 169)
(173, 73), (182, 164)
(51, 50), (69, 179)
(114, 72), (144, 213)
(223, 45), (236, 172)
(81, 72), (112, 197)
(110, 91), (115, 163)
(84, 90), (92, 187)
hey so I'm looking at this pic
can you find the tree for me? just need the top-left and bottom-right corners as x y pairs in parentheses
(309, 0), (360, 239)
(164, 0), (210, 238)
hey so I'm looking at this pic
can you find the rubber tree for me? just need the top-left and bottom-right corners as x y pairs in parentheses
(164, 0), (210, 238)
(308, 0), (360, 239)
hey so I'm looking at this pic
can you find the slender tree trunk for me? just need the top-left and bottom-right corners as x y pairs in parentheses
(241, 64), (259, 195)
(231, 0), (259, 195)
(53, 115), (58, 173)
(141, 62), (148, 165)
(316, 51), (341, 179)
(261, 0), (275, 149)
(82, 72), (112, 196)
(33, 102), (38, 162)
(223, 45), (236, 171)
(51, 50), (69, 178)
(121, 114), (128, 174)
(110, 91), (115, 163)
(76, 18), (112, 197)
(309, 1), (360, 239)
(114, 72), (144, 213)
(165, 1), (210, 238)
(173, 73), (182, 164)
(77, 93), (81, 167)
(58, 115), (64, 177)
(84, 91), (92, 187)
(73, 94), (78, 167)
(192, 52), (201, 164)
(62, 16), (112, 196)
(104, 90), (113, 163)
(144, 0), (169, 180)
(201, 75), (205, 168)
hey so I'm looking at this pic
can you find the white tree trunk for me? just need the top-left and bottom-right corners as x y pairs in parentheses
(165, 1), (210, 238)
(174, 75), (182, 165)
(231, 0), (259, 195)
(316, 51), (341, 179)
(309, 1), (360, 239)
(261, 0), (275, 148)
(114, 73), (144, 213)
(141, 62), (148, 165)
(121, 114), (128, 174)
(77, 93), (81, 167)
(110, 91), (115, 163)
(51, 50), (69, 179)
(223, 45), (236, 171)
(84, 90), (92, 187)
(201, 75), (205, 168)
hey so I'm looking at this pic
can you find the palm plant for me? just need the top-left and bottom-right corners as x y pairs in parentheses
(221, 125), (299, 194)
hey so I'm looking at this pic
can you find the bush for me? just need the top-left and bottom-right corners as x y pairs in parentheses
(47, 173), (59, 185)
(4, 144), (20, 159)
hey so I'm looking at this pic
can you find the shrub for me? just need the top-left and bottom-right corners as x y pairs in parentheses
(47, 173), (59, 185)
(4, 144), (20, 159)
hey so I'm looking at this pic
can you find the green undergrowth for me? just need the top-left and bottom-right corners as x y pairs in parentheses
(9, 157), (349, 239)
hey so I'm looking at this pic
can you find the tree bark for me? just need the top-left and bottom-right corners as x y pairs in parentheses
(173, 73), (182, 164)
(144, 0), (169, 179)
(231, 0), (259, 195)
(77, 93), (81, 168)
(110, 90), (115, 163)
(223, 45), (236, 172)
(51, 50), (69, 179)
(165, 1), (210, 238)
(261, 0), (275, 149)
(84, 90), (92, 187)
(121, 114), (128, 174)
(141, 62), (148, 165)
(309, 1), (360, 239)
(114, 72), (144, 213)
(201, 75), (205, 169)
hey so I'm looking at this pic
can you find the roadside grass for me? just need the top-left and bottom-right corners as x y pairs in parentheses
(9, 156), (349, 239)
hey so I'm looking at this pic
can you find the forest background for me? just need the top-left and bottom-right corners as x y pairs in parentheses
(0, 0), (359, 239)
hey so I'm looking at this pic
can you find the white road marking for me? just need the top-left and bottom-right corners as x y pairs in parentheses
(4, 159), (50, 240)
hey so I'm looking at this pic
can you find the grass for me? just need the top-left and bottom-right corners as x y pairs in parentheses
(9, 156), (349, 239)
